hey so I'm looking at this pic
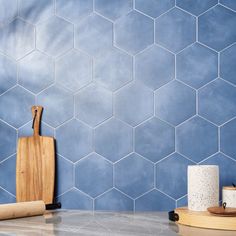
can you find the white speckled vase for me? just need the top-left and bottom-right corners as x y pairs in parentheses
(188, 165), (219, 211)
(223, 187), (236, 208)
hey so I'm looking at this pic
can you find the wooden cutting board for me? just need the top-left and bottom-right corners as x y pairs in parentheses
(16, 106), (55, 204)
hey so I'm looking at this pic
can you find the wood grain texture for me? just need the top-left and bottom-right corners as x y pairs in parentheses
(207, 206), (236, 216)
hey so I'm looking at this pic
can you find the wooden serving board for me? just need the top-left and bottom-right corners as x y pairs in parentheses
(16, 106), (55, 204)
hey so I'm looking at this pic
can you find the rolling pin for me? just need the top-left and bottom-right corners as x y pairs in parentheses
(0, 200), (61, 220)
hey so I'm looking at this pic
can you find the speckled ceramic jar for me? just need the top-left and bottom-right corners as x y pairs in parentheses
(188, 165), (219, 211)
(223, 187), (236, 208)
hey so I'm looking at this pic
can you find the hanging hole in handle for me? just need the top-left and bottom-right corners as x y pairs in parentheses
(32, 109), (37, 129)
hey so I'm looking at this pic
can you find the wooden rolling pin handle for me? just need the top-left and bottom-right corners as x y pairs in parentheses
(31, 106), (43, 136)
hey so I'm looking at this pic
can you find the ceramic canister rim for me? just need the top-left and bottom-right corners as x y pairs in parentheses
(188, 165), (219, 169)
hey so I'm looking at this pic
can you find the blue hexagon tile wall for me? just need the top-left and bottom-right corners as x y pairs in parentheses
(0, 0), (235, 211)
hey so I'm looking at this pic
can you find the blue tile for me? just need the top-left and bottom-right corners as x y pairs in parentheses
(135, 189), (175, 211)
(94, 118), (133, 162)
(176, 116), (218, 162)
(0, 86), (35, 128)
(0, 0), (17, 24)
(114, 10), (154, 55)
(115, 82), (154, 126)
(155, 80), (196, 126)
(36, 16), (73, 57)
(156, 153), (194, 199)
(177, 43), (218, 89)
(135, 117), (175, 162)
(94, 47), (133, 91)
(220, 44), (236, 86)
(56, 49), (92, 92)
(75, 84), (112, 127)
(0, 19), (35, 60)
(220, 0), (236, 11)
(18, 51), (54, 94)
(56, 119), (92, 162)
(135, 45), (174, 90)
(0, 54), (17, 95)
(37, 84), (73, 127)
(95, 189), (133, 211)
(75, 153), (113, 197)
(0, 188), (15, 204)
(198, 5), (236, 51)
(155, 8), (196, 53)
(177, 195), (187, 207)
(95, 0), (133, 21)
(198, 79), (236, 125)
(114, 153), (154, 198)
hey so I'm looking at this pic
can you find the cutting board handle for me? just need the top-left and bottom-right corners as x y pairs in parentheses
(31, 106), (43, 136)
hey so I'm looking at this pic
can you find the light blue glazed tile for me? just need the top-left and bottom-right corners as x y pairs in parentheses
(221, 118), (236, 160)
(19, 0), (54, 24)
(0, 0), (17, 25)
(135, 117), (175, 162)
(135, 0), (175, 18)
(56, 49), (92, 92)
(0, 121), (16, 162)
(18, 51), (54, 94)
(114, 10), (154, 55)
(37, 84), (73, 127)
(176, 0), (217, 16)
(0, 19), (35, 60)
(198, 5), (236, 51)
(75, 84), (112, 127)
(220, 0), (236, 11)
(135, 45), (174, 90)
(57, 188), (93, 210)
(56, 119), (92, 162)
(0, 86), (35, 128)
(75, 153), (113, 197)
(177, 195), (187, 207)
(176, 116), (218, 162)
(177, 43), (218, 89)
(94, 118), (133, 162)
(198, 79), (236, 125)
(95, 0), (133, 21)
(155, 80), (196, 126)
(220, 44), (236, 85)
(56, 0), (93, 23)
(0, 188), (15, 204)
(114, 153), (154, 198)
(75, 13), (113, 56)
(115, 82), (154, 126)
(135, 189), (175, 211)
(156, 153), (194, 199)
(94, 47), (133, 91)
(36, 16), (73, 57)
(155, 8), (196, 53)
(95, 189), (133, 211)
(0, 54), (17, 95)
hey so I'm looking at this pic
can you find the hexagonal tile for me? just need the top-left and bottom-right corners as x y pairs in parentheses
(36, 16), (73, 57)
(114, 153), (154, 198)
(115, 82), (154, 126)
(220, 44), (236, 85)
(198, 5), (236, 51)
(75, 153), (113, 197)
(177, 43), (218, 89)
(176, 0), (217, 16)
(0, 54), (17, 95)
(0, 0), (17, 24)
(56, 49), (92, 92)
(221, 118), (236, 160)
(94, 118), (133, 162)
(135, 117), (175, 162)
(75, 13), (113, 56)
(0, 86), (35, 128)
(0, 188), (15, 204)
(220, 0), (236, 11)
(135, 45), (174, 90)
(156, 153), (194, 199)
(18, 51), (54, 94)
(177, 195), (187, 207)
(176, 116), (218, 162)
(56, 119), (92, 162)
(198, 79), (236, 125)
(155, 8), (196, 53)
(0, 19), (35, 60)
(155, 80), (196, 126)
(95, 0), (132, 21)
(37, 85), (73, 127)
(114, 10), (154, 55)
(19, 0), (54, 24)
(56, 0), (93, 23)
(94, 47), (133, 91)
